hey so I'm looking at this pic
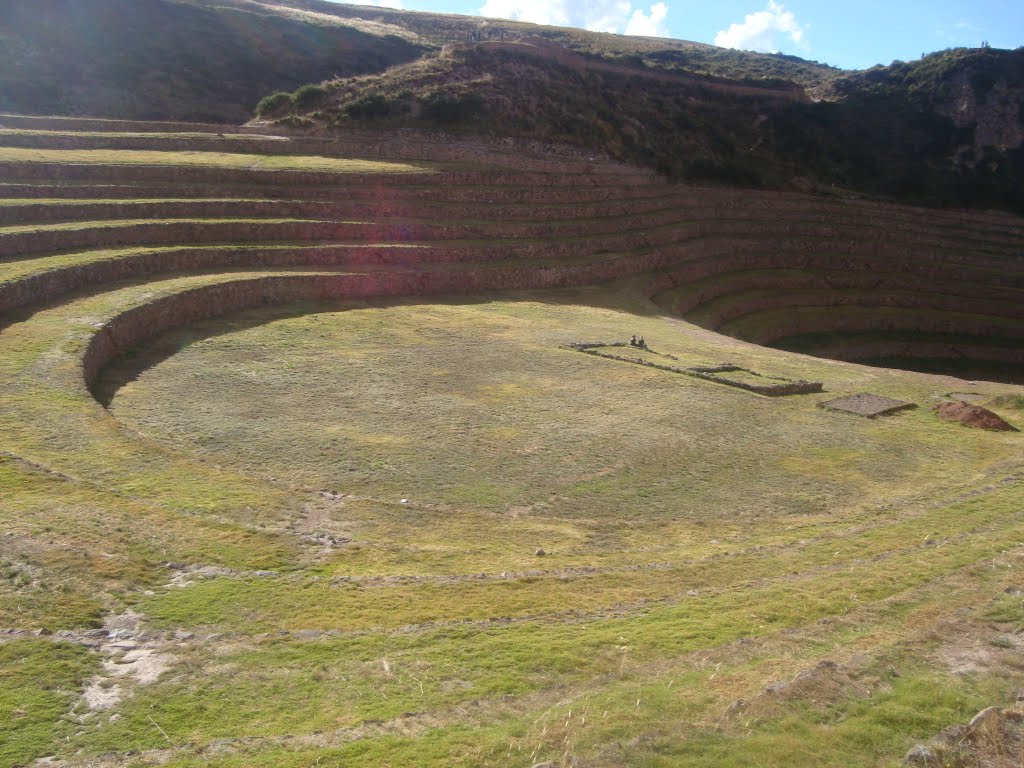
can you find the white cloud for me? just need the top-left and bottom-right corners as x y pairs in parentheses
(477, 0), (671, 37)
(625, 2), (669, 37)
(714, 1), (808, 53)
(935, 19), (984, 45)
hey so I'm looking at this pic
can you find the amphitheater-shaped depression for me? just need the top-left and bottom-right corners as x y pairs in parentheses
(5, 115), (1024, 768)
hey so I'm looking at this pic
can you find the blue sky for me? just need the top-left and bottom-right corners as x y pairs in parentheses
(346, 0), (1023, 70)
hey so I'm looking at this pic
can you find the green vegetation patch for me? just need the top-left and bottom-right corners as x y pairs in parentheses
(0, 148), (427, 174)
(1, 260), (1021, 766)
(104, 293), (1019, 519)
(0, 640), (97, 768)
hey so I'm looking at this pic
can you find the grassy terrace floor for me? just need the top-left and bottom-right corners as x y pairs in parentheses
(1, 119), (1023, 768)
(0, 148), (428, 174)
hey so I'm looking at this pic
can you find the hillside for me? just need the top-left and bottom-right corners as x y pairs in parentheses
(3, 0), (1021, 208)
(0, 0), (836, 122)
(0, 0), (429, 121)
(270, 41), (1024, 210)
(268, 41), (807, 183)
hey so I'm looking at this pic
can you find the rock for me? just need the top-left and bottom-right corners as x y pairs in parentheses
(34, 627), (53, 636)
(530, 763), (555, 768)
(903, 744), (936, 764)
(935, 724), (966, 743)
(686, 589), (700, 597)
(253, 570), (278, 578)
(535, 548), (546, 557)
(968, 705), (1002, 728)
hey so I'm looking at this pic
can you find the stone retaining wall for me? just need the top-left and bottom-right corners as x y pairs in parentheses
(0, 132), (651, 177)
(79, 251), (690, 389)
(784, 338), (1024, 366)
(0, 195), (695, 227)
(687, 288), (1024, 329)
(726, 307), (1024, 345)
(0, 162), (655, 189)
(566, 343), (823, 396)
(0, 179), (670, 205)
(656, 269), (1024, 318)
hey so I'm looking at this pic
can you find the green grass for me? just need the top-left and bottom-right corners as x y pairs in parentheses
(0, 217), (334, 235)
(0, 129), (276, 140)
(0, 148), (428, 174)
(0, 640), (98, 768)
(4, 279), (1024, 766)
(102, 295), (1022, 519)
(1, 121), (1023, 768)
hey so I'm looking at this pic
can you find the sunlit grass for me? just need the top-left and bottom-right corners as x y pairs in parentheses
(1, 120), (1022, 768)
(0, 148), (428, 174)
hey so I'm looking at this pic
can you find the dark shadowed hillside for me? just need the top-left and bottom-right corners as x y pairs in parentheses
(1, 0), (1021, 209)
(0, 0), (839, 122)
(0, 0), (429, 121)
(273, 40), (809, 187)
(268, 41), (1024, 210)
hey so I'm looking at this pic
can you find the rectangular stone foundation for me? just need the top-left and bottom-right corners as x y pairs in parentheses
(567, 342), (823, 397)
(819, 393), (917, 418)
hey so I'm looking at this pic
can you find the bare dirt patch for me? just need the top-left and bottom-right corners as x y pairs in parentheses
(934, 401), (1019, 432)
(78, 610), (175, 713)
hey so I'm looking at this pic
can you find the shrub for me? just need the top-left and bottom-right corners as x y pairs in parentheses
(254, 91), (291, 117)
(344, 94), (394, 120)
(291, 84), (329, 113)
(421, 92), (485, 125)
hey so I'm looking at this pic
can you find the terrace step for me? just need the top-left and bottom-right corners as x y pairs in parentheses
(0, 113), (239, 133)
(685, 286), (1024, 328)
(0, 130), (657, 177)
(0, 195), (719, 227)
(719, 305), (1024, 345)
(0, 160), (655, 189)
(0, 242), (620, 313)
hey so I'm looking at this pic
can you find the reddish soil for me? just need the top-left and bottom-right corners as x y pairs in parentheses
(933, 401), (1019, 431)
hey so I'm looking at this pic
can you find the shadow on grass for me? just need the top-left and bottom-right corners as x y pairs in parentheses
(773, 330), (1024, 385)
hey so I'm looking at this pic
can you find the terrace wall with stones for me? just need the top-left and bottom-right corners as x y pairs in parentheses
(2, 118), (1023, 390)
